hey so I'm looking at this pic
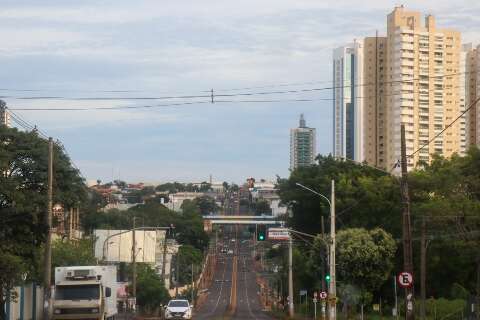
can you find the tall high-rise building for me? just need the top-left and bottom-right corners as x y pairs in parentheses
(363, 36), (388, 167)
(334, 7), (468, 172)
(0, 100), (11, 127)
(465, 44), (480, 146)
(333, 41), (364, 162)
(385, 6), (463, 171)
(290, 114), (316, 170)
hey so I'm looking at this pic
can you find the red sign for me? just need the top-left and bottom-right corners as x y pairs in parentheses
(397, 272), (413, 288)
(319, 291), (327, 299)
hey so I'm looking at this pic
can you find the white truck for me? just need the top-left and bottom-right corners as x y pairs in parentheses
(52, 266), (118, 320)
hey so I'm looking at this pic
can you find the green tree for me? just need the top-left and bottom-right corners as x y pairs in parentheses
(132, 264), (169, 314)
(176, 245), (203, 286)
(192, 195), (218, 215)
(0, 126), (86, 319)
(52, 238), (96, 269)
(310, 228), (396, 313)
(277, 155), (400, 236)
(253, 199), (272, 215)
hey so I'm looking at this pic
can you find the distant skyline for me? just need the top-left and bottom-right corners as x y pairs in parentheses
(1, 0), (479, 183)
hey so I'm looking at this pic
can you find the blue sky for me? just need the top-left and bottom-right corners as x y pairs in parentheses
(1, 0), (479, 183)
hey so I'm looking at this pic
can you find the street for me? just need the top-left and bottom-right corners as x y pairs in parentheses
(195, 226), (273, 320)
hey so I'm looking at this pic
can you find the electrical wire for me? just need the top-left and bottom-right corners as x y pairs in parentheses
(407, 96), (480, 158)
(5, 107), (86, 180)
(2, 70), (475, 102)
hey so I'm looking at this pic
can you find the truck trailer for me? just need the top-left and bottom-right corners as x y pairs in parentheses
(52, 266), (118, 320)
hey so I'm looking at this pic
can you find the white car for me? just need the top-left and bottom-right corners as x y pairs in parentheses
(164, 299), (192, 319)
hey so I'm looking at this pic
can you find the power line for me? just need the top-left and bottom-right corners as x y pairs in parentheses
(6, 82), (471, 111)
(408, 96), (480, 158)
(5, 107), (85, 180)
(2, 70), (475, 102)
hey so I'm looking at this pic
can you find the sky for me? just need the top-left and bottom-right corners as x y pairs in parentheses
(1, 0), (479, 184)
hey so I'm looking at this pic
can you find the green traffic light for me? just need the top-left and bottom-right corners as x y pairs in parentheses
(325, 274), (331, 282)
(259, 235), (264, 240)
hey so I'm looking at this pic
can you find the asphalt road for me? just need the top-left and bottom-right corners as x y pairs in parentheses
(194, 233), (273, 320)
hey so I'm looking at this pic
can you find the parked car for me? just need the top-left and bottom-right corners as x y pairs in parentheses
(164, 299), (192, 319)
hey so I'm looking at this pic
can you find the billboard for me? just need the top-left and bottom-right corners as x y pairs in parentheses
(267, 227), (290, 240)
(94, 229), (165, 263)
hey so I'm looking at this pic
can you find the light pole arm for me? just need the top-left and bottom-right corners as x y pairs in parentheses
(295, 183), (331, 207)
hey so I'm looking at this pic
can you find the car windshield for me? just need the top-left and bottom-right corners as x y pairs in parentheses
(55, 285), (100, 300)
(168, 300), (189, 307)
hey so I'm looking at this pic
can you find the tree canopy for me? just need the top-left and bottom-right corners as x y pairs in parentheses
(0, 126), (86, 312)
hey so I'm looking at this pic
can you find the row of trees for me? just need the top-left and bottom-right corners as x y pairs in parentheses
(0, 126), (88, 320)
(274, 149), (480, 316)
(0, 125), (212, 317)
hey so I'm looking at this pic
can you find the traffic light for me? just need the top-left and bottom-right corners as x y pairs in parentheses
(325, 274), (331, 283)
(257, 225), (266, 241)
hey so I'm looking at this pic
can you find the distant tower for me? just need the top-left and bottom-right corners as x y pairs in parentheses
(290, 114), (316, 170)
(299, 113), (306, 128)
(0, 100), (11, 127)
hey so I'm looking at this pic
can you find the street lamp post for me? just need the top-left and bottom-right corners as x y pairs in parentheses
(296, 181), (336, 320)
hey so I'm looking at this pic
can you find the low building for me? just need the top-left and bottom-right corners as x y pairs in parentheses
(165, 192), (205, 212)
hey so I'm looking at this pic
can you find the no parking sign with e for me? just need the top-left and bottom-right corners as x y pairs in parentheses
(397, 272), (413, 288)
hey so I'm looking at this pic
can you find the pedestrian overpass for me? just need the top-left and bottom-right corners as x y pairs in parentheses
(202, 215), (284, 231)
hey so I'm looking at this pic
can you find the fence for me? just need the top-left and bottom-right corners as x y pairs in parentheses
(4, 284), (44, 320)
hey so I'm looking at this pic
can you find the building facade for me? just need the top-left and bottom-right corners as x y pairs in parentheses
(0, 100), (11, 127)
(290, 114), (316, 170)
(333, 42), (364, 162)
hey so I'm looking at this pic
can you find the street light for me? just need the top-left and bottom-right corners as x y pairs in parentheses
(296, 181), (337, 320)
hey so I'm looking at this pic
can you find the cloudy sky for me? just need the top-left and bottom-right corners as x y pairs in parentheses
(1, 0), (479, 184)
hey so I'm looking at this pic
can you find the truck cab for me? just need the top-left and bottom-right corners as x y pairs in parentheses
(52, 266), (117, 320)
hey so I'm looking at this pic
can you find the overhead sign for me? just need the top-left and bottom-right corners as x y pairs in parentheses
(319, 292), (327, 299)
(397, 272), (413, 288)
(268, 228), (290, 240)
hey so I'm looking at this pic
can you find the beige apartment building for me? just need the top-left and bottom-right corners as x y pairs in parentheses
(362, 36), (387, 168)
(464, 44), (480, 146)
(334, 6), (471, 173)
(384, 6), (464, 172)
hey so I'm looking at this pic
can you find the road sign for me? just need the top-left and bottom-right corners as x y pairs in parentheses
(313, 298), (317, 303)
(299, 290), (307, 296)
(313, 292), (318, 298)
(267, 228), (290, 240)
(319, 291), (327, 299)
(397, 271), (413, 288)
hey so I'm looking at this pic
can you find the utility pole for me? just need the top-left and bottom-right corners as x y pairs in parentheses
(192, 264), (196, 306)
(400, 124), (415, 320)
(321, 216), (326, 292)
(175, 252), (180, 298)
(420, 216), (426, 320)
(132, 217), (137, 313)
(288, 235), (294, 318)
(42, 138), (53, 320)
(161, 229), (168, 282)
(329, 180), (337, 320)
